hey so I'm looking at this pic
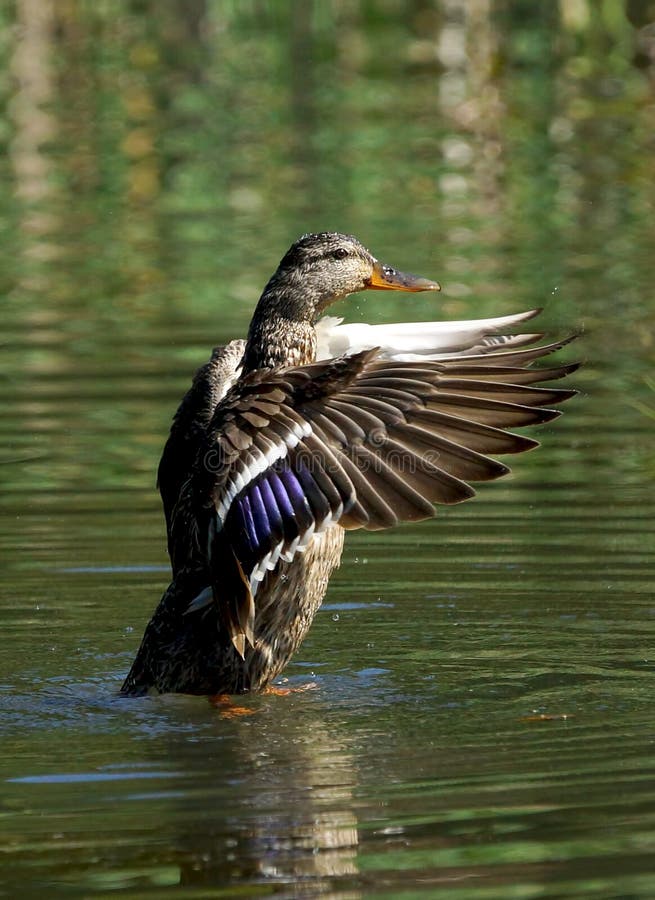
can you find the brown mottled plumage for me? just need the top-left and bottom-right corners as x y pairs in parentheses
(121, 233), (577, 696)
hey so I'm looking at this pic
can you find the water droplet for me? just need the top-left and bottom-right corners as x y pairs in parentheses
(332, 613), (340, 622)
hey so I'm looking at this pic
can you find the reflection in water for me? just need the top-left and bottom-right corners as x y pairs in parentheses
(10, 0), (55, 204)
(9, 0), (58, 276)
(161, 705), (360, 892)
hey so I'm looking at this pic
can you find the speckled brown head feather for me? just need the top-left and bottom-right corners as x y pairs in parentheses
(241, 232), (439, 373)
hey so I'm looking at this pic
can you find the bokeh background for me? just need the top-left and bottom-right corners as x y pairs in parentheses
(2, 1), (655, 897)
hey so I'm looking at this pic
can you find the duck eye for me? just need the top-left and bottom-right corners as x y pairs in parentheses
(332, 248), (348, 260)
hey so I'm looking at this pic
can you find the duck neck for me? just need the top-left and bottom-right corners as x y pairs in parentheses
(241, 284), (318, 374)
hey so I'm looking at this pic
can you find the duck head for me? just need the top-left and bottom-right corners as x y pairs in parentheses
(265, 231), (440, 316)
(243, 232), (441, 371)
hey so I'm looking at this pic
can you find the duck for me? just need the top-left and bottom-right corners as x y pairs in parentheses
(120, 232), (577, 696)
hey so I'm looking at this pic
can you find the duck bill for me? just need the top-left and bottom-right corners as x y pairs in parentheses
(366, 260), (441, 292)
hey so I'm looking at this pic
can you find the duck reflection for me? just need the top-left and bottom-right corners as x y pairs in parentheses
(154, 692), (361, 895)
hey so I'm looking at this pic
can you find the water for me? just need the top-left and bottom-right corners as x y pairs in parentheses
(2, 3), (655, 896)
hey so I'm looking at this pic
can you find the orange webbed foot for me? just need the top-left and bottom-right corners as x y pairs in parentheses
(208, 694), (256, 717)
(262, 681), (318, 696)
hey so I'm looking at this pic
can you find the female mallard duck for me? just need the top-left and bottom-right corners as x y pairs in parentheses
(121, 232), (577, 696)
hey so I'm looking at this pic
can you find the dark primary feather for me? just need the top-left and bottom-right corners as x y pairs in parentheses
(171, 338), (578, 657)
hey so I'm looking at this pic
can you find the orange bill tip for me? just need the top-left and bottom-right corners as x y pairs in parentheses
(367, 260), (441, 292)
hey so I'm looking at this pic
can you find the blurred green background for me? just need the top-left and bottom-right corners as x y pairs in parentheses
(3, 0), (654, 492)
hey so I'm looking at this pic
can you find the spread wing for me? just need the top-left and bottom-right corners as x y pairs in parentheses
(172, 334), (578, 657)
